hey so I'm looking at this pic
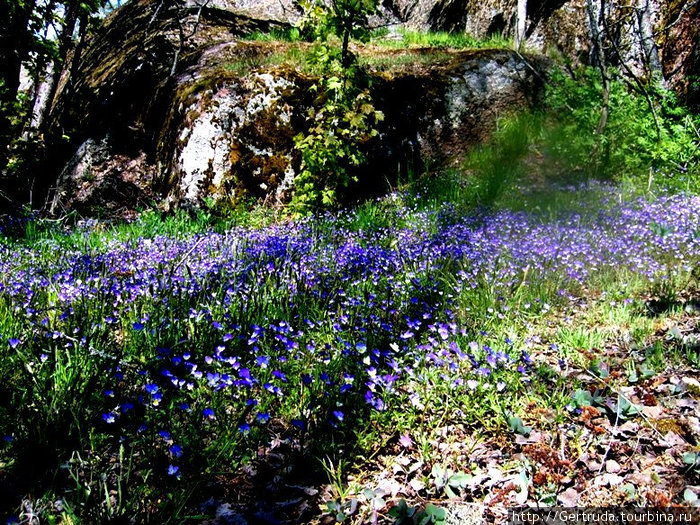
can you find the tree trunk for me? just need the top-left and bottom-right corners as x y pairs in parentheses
(586, 0), (611, 174)
(40, 2), (79, 131)
(68, 11), (90, 93)
(21, 0), (57, 133)
(636, 0), (664, 84)
(342, 27), (351, 68)
(0, 0), (37, 109)
(515, 0), (527, 50)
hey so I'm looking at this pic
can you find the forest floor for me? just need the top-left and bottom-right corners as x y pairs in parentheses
(1, 178), (699, 525)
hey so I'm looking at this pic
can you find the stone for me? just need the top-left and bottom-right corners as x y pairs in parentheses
(605, 459), (621, 474)
(44, 0), (547, 214)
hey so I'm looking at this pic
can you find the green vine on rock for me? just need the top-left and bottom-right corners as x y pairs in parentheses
(291, 0), (384, 216)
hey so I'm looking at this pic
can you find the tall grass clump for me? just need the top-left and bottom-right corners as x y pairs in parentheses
(374, 29), (512, 50)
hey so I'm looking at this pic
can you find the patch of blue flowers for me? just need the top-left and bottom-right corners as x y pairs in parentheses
(1, 184), (698, 481)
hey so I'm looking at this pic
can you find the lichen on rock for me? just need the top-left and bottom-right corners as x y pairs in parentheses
(171, 72), (298, 205)
(43, 0), (554, 214)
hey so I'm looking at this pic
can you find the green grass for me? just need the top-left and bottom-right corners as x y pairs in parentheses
(372, 29), (512, 50)
(228, 27), (513, 77)
(243, 27), (303, 43)
(2, 58), (700, 522)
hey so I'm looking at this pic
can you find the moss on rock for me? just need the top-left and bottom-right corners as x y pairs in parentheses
(45, 0), (549, 214)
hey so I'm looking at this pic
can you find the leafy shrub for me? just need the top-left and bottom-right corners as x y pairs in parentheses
(291, 1), (384, 215)
(545, 68), (700, 192)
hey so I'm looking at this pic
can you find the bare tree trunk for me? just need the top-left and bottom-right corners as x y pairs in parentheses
(40, 2), (79, 131)
(68, 11), (90, 92)
(586, 0), (611, 175)
(341, 12), (355, 69)
(515, 0), (527, 50)
(21, 0), (56, 133)
(602, 11), (663, 141)
(586, 0), (610, 134)
(636, 0), (664, 84)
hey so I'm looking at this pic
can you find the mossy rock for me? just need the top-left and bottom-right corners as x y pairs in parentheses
(44, 0), (549, 214)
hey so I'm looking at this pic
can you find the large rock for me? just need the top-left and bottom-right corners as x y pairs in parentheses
(45, 0), (547, 213)
(219, 0), (698, 100)
(43, 0), (698, 214)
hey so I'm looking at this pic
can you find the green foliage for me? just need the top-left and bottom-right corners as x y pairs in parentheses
(377, 29), (512, 50)
(507, 415), (533, 436)
(461, 113), (541, 208)
(388, 500), (447, 525)
(545, 67), (700, 192)
(299, 0), (378, 46)
(291, 1), (383, 215)
(433, 65), (700, 210)
(292, 70), (383, 213)
(243, 26), (303, 42)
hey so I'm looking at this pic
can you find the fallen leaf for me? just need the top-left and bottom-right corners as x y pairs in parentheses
(515, 431), (544, 445)
(612, 421), (639, 436)
(407, 461), (423, 474)
(579, 454), (602, 472)
(641, 405), (665, 419)
(395, 456), (411, 466)
(409, 478), (425, 493)
(557, 487), (580, 506)
(660, 431), (686, 447)
(677, 398), (699, 411)
(513, 470), (529, 505)
(599, 473), (624, 486)
(377, 479), (402, 497)
(681, 377), (700, 395)
(685, 416), (700, 441)
(605, 459), (622, 474)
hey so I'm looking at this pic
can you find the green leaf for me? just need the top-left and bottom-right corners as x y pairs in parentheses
(572, 389), (593, 408)
(507, 416), (532, 436)
(448, 472), (471, 489)
(425, 503), (447, 522)
(683, 452), (698, 467)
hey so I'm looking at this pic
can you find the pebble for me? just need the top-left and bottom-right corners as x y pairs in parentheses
(605, 459), (621, 474)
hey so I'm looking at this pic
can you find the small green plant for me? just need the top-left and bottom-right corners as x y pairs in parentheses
(507, 415), (533, 437)
(299, 0), (378, 67)
(682, 451), (700, 474)
(418, 503), (447, 525)
(610, 395), (642, 421)
(430, 463), (472, 498)
(374, 29), (511, 50)
(390, 500), (447, 525)
(322, 459), (362, 522)
(291, 0), (384, 215)
(389, 499), (418, 524)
